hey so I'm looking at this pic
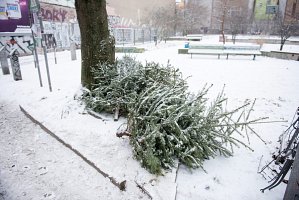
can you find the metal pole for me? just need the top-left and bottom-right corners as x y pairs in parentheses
(38, 13), (52, 92)
(53, 36), (57, 64)
(122, 29), (125, 46)
(54, 47), (57, 64)
(32, 36), (43, 87)
(29, 0), (44, 88)
(142, 29), (144, 44)
(133, 29), (135, 46)
(33, 49), (37, 68)
(42, 44), (52, 92)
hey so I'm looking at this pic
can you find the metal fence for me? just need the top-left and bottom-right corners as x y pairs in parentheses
(111, 28), (156, 45)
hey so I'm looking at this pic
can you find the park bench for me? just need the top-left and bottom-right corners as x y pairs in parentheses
(188, 44), (261, 60)
(223, 45), (261, 60)
(188, 44), (224, 59)
(186, 34), (203, 41)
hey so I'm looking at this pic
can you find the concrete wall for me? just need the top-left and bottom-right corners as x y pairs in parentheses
(262, 51), (299, 61)
(0, 33), (34, 56)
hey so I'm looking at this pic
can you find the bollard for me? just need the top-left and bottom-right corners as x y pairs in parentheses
(70, 42), (77, 61)
(9, 49), (22, 81)
(0, 46), (10, 75)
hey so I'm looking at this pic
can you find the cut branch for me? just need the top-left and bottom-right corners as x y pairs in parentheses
(116, 131), (132, 138)
(135, 180), (153, 200)
(87, 109), (109, 121)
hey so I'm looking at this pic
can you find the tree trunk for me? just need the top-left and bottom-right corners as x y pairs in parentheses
(75, 0), (115, 88)
(221, 19), (225, 44)
(221, 8), (226, 45)
(280, 40), (285, 51)
(232, 35), (236, 44)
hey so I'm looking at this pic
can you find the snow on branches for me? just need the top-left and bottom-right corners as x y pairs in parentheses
(82, 56), (262, 174)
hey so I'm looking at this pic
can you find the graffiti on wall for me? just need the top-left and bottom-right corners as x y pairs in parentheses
(40, 2), (76, 23)
(42, 21), (80, 48)
(0, 35), (34, 55)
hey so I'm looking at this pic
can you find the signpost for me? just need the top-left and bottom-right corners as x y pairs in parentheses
(30, 0), (52, 92)
(29, 13), (43, 87)
(266, 5), (278, 14)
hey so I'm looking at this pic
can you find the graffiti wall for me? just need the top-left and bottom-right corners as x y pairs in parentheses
(40, 2), (76, 23)
(0, 0), (30, 32)
(40, 2), (80, 48)
(42, 20), (80, 48)
(0, 34), (34, 55)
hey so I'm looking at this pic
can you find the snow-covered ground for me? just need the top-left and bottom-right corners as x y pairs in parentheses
(0, 37), (299, 200)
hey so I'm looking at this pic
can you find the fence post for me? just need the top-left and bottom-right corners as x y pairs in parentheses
(0, 46), (10, 75)
(9, 49), (22, 81)
(122, 29), (125, 46)
(70, 42), (77, 60)
(133, 29), (135, 46)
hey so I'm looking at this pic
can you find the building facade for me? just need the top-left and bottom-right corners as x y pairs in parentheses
(284, 0), (299, 22)
(209, 0), (251, 33)
(0, 0), (174, 54)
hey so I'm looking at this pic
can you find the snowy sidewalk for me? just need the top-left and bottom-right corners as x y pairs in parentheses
(0, 102), (144, 200)
(1, 40), (298, 199)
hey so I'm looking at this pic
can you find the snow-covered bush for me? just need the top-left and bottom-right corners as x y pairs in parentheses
(83, 56), (255, 174)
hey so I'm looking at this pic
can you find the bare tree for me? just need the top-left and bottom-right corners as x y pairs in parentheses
(273, 11), (297, 51)
(144, 5), (176, 41)
(228, 9), (248, 44)
(175, 0), (207, 35)
(75, 0), (115, 88)
(212, 0), (230, 44)
(212, 0), (249, 43)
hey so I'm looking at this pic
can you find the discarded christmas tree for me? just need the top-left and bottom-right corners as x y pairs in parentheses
(83, 56), (261, 174)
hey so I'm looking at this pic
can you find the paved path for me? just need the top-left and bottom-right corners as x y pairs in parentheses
(0, 102), (132, 200)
